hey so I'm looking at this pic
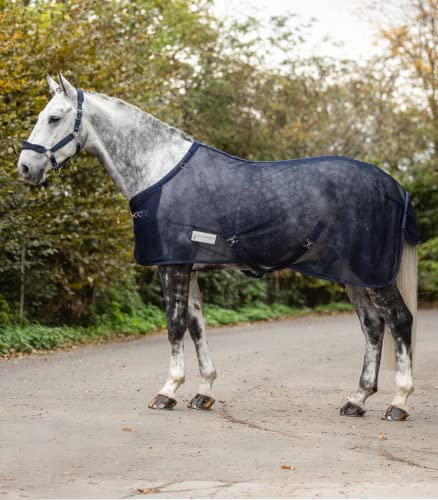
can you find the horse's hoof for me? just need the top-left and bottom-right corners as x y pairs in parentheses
(187, 393), (215, 410)
(340, 401), (366, 417)
(382, 405), (409, 421)
(148, 394), (177, 410)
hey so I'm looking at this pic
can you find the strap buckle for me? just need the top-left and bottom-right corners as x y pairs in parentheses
(227, 235), (239, 247)
(132, 211), (145, 220)
(73, 130), (81, 149)
(46, 152), (62, 173)
(302, 238), (315, 250)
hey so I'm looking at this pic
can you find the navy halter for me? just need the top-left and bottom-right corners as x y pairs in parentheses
(22, 89), (84, 173)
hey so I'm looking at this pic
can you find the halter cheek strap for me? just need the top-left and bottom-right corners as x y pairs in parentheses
(22, 89), (84, 173)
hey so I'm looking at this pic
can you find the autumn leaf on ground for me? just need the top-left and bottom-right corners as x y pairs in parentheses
(280, 465), (296, 470)
(378, 432), (387, 440)
(137, 487), (158, 494)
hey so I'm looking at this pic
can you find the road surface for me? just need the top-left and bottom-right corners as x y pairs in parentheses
(1, 311), (438, 498)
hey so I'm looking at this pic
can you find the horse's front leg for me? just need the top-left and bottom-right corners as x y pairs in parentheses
(148, 264), (192, 410)
(187, 272), (217, 410)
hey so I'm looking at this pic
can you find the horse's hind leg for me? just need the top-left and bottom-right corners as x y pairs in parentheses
(341, 286), (385, 417)
(148, 264), (192, 410)
(187, 272), (217, 410)
(367, 284), (414, 421)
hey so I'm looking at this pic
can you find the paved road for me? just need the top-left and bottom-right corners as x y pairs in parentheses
(1, 311), (438, 499)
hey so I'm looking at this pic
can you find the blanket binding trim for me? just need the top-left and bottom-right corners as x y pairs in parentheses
(129, 141), (201, 211)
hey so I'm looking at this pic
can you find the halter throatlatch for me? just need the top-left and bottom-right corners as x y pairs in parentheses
(22, 89), (84, 173)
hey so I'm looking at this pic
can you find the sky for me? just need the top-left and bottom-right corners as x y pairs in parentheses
(213, 0), (383, 61)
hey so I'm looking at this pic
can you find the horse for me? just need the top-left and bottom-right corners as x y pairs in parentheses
(18, 73), (418, 421)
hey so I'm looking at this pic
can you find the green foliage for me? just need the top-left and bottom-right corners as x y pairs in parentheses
(0, 324), (84, 354)
(137, 268), (165, 308)
(418, 237), (438, 300)
(407, 167), (438, 242)
(0, 293), (13, 325)
(203, 301), (351, 326)
(198, 271), (268, 307)
(0, 0), (437, 339)
(0, 0), (216, 322)
(87, 279), (167, 333)
(0, 301), (352, 355)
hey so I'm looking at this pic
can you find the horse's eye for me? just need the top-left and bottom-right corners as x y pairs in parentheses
(48, 116), (61, 124)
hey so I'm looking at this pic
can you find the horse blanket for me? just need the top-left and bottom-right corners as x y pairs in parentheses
(130, 141), (420, 287)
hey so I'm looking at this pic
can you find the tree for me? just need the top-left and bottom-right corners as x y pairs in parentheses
(0, 0), (217, 322)
(377, 0), (438, 164)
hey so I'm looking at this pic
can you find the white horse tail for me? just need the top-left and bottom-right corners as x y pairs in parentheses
(382, 240), (418, 370)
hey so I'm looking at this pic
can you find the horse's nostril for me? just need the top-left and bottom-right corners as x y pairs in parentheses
(21, 164), (30, 176)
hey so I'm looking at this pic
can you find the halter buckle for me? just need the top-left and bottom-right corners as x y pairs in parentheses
(73, 130), (80, 145)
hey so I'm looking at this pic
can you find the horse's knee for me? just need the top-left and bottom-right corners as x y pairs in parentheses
(362, 312), (384, 341)
(396, 308), (413, 334)
(188, 313), (203, 342)
(168, 316), (187, 343)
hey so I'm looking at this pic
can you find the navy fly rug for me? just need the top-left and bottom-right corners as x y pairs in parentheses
(130, 141), (420, 287)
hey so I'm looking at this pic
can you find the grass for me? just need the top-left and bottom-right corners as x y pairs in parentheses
(0, 302), (352, 356)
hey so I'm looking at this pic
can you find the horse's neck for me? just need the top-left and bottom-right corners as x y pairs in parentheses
(83, 93), (193, 199)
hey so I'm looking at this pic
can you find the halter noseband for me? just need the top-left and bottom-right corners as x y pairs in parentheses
(22, 89), (84, 173)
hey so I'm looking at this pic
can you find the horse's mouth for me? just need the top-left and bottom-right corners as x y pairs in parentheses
(21, 172), (45, 186)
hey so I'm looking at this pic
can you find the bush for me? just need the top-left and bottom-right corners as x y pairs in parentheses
(0, 294), (13, 325)
(0, 301), (352, 355)
(418, 237), (438, 301)
(198, 271), (268, 307)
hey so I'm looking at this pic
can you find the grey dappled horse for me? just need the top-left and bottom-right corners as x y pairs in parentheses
(18, 74), (418, 421)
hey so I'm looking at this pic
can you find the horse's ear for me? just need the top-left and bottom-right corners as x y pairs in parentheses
(57, 72), (76, 100)
(46, 74), (60, 95)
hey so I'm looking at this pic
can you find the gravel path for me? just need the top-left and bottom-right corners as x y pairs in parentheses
(1, 311), (437, 498)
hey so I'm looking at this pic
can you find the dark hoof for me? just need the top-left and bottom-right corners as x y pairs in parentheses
(340, 401), (366, 417)
(382, 405), (409, 421)
(148, 394), (177, 410)
(187, 393), (215, 410)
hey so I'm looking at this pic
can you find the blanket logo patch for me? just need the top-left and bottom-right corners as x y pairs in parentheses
(191, 230), (217, 245)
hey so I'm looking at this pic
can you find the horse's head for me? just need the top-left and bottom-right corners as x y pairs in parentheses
(18, 73), (84, 185)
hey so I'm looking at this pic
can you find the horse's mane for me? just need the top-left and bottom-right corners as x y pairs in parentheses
(89, 91), (192, 141)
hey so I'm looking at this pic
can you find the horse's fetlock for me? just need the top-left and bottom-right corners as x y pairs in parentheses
(169, 375), (184, 386)
(402, 384), (414, 395)
(368, 385), (378, 395)
(200, 367), (216, 380)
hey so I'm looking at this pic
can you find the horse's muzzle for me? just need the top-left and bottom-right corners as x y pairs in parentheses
(17, 163), (45, 185)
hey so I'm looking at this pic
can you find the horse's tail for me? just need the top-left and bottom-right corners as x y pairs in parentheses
(382, 240), (418, 370)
